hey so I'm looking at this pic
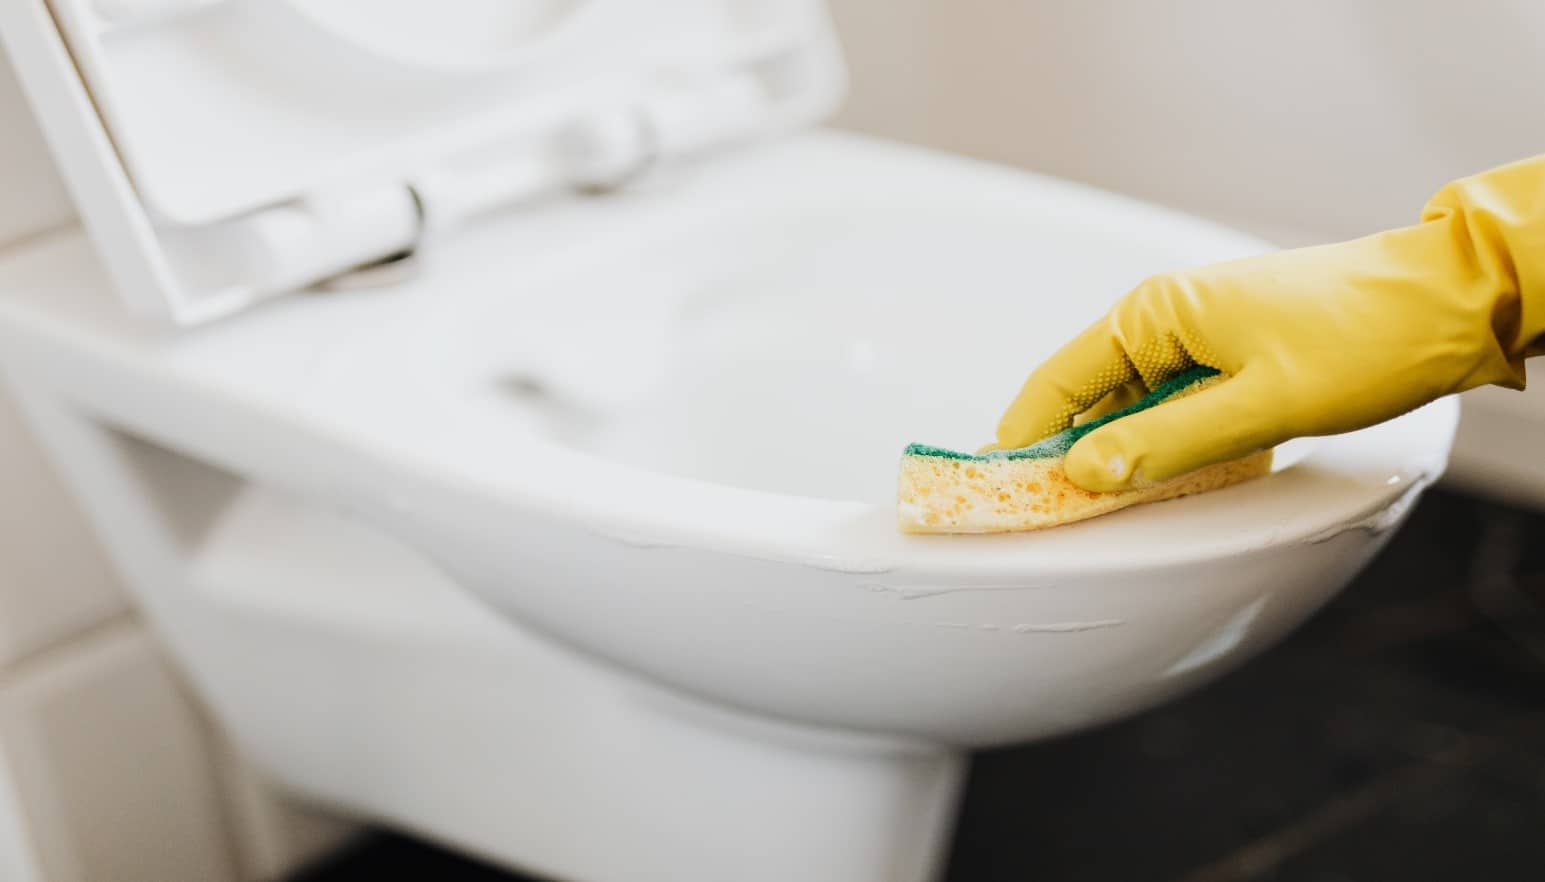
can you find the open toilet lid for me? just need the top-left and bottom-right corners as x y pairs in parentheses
(0, 0), (844, 324)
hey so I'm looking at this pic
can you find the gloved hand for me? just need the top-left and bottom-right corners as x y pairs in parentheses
(992, 156), (1545, 492)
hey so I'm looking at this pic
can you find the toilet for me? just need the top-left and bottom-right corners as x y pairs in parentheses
(0, 2), (1457, 881)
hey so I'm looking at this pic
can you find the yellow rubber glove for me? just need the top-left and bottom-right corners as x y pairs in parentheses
(993, 155), (1545, 493)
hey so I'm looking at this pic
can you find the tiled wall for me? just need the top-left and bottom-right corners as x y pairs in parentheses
(0, 46), (356, 882)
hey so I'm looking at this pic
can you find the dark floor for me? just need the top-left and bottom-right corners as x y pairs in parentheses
(292, 487), (1545, 882)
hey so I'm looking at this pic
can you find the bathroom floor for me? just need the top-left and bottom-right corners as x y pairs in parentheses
(290, 487), (1545, 882)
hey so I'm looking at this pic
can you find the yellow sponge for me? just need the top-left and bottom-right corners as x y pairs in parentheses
(897, 367), (1272, 534)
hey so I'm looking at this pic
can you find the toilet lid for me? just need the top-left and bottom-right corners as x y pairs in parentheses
(2, 0), (842, 323)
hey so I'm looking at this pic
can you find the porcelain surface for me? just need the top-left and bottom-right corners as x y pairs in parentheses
(0, 132), (1455, 750)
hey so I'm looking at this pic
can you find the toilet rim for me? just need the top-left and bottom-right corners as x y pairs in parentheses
(0, 280), (1448, 585)
(276, 135), (1452, 579)
(0, 133), (1459, 580)
(0, 254), (1455, 584)
(363, 385), (1457, 579)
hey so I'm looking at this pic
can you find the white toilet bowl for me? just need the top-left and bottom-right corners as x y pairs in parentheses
(0, 132), (1455, 882)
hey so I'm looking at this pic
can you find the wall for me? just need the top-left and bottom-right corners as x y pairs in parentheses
(828, 0), (1545, 504)
(834, 0), (1545, 244)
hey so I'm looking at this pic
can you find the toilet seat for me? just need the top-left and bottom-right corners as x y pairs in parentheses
(2, 0), (846, 323)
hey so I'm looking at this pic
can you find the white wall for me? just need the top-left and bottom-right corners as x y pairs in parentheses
(829, 0), (1545, 503)
(834, 0), (1545, 245)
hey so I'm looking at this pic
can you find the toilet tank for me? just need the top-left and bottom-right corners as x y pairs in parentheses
(829, 0), (1545, 507)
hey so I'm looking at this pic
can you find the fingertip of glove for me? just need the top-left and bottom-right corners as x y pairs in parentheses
(1064, 432), (1138, 493)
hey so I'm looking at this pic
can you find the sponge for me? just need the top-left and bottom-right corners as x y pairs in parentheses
(897, 367), (1272, 534)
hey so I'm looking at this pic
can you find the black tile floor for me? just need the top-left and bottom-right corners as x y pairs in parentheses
(291, 488), (1545, 882)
